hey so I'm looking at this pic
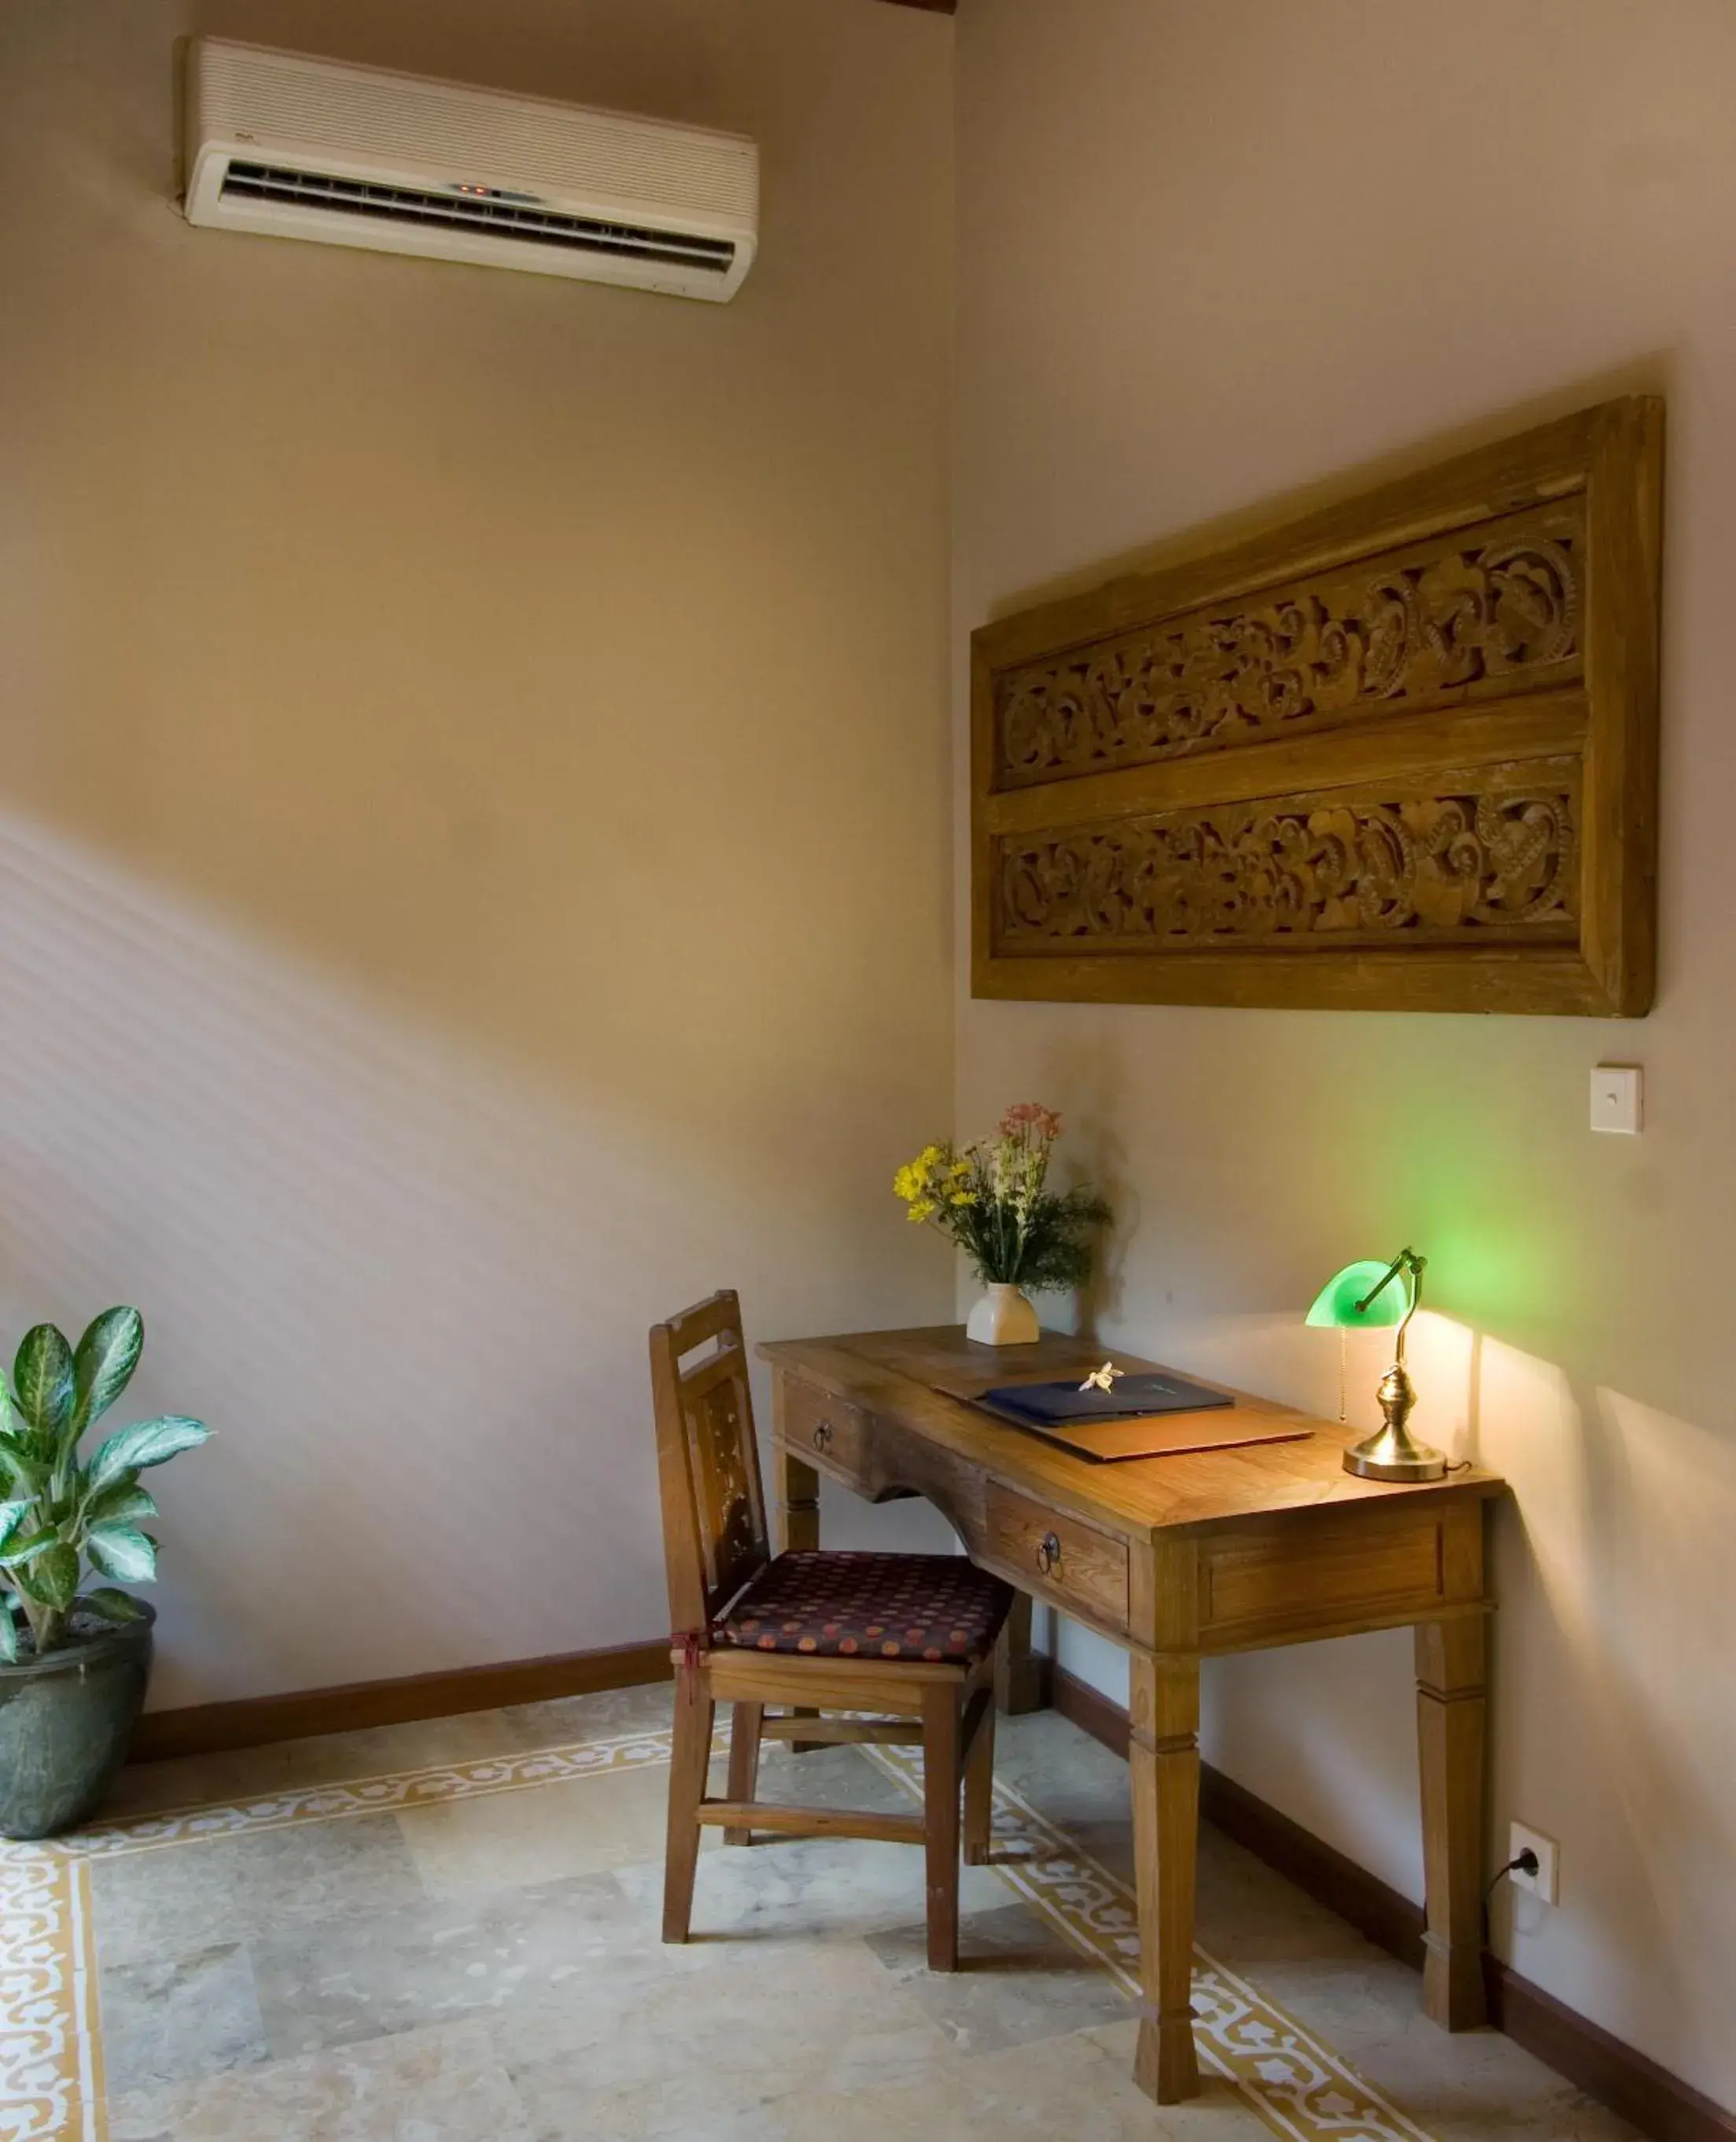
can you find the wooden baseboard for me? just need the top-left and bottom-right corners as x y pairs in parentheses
(1050, 1665), (1734, 2142)
(1485, 1971), (1736, 2142)
(130, 1639), (673, 1764)
(1050, 1658), (1126, 1753)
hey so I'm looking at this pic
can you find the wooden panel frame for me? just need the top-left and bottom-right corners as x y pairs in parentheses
(971, 397), (1663, 1015)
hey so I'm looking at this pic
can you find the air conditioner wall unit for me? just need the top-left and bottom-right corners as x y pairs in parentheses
(182, 38), (759, 302)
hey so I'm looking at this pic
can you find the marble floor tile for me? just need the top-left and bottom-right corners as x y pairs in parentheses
(76, 1695), (1653, 2142)
(865, 1896), (1132, 2052)
(250, 1866), (644, 2059)
(495, 1926), (956, 2140)
(101, 1749), (255, 1823)
(391, 1716), (909, 1904)
(750, 1738), (920, 1815)
(1244, 1959), (1645, 2142)
(751, 2014), (1270, 2142)
(107, 2015), (533, 2142)
(613, 1818), (1007, 1945)
(398, 1762), (701, 1897)
(988, 1706), (1135, 1822)
(99, 1938), (269, 2093)
(1194, 1823), (1388, 1967)
(1081, 2016), (1388, 2139)
(108, 1685), (676, 1827)
(501, 1681), (676, 1751)
(103, 1708), (537, 1821)
(90, 1811), (424, 1969)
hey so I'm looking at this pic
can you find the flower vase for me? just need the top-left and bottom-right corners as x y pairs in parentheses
(965, 1282), (1040, 1347)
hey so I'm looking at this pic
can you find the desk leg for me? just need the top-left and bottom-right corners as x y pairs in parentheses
(773, 1443), (820, 1556)
(993, 1592), (1048, 1715)
(1416, 1617), (1488, 2030)
(1129, 1654), (1201, 2104)
(773, 1443), (823, 1752)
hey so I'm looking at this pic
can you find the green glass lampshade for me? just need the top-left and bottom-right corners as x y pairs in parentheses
(1305, 1259), (1410, 1330)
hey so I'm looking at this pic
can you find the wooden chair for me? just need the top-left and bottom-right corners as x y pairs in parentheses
(651, 1289), (1012, 1969)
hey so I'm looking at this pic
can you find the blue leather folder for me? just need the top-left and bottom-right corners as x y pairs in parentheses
(981, 1372), (1233, 1427)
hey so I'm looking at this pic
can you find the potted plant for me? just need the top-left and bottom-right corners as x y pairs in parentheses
(0, 1308), (211, 1838)
(894, 1103), (1111, 1344)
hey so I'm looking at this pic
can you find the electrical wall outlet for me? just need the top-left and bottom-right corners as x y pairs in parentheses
(1509, 1820), (1559, 1905)
(1590, 1064), (1642, 1134)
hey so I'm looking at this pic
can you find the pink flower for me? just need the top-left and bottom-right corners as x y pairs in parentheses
(999, 1101), (1063, 1141)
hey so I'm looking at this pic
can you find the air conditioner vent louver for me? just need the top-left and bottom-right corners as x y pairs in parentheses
(182, 38), (758, 301)
(219, 161), (736, 273)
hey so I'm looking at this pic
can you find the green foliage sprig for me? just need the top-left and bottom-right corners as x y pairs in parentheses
(894, 1103), (1111, 1292)
(0, 1309), (211, 1660)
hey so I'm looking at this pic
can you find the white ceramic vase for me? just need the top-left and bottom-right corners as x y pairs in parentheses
(965, 1282), (1040, 1346)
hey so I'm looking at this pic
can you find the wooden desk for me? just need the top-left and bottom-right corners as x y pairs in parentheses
(758, 1324), (1505, 2107)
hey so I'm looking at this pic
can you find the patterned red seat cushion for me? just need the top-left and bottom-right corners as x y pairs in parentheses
(714, 1550), (1012, 1665)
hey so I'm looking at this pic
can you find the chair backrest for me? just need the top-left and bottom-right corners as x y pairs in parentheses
(648, 1289), (772, 1639)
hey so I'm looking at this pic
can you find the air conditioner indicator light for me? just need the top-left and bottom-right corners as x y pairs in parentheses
(448, 182), (541, 204)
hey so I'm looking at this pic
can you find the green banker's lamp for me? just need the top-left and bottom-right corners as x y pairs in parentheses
(1306, 1246), (1447, 1482)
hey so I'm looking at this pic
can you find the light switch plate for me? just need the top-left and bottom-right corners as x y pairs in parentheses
(1590, 1064), (1642, 1134)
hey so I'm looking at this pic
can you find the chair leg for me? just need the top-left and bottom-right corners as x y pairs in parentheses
(662, 1663), (715, 1943)
(921, 1683), (963, 1971)
(964, 1684), (997, 1866)
(723, 1701), (764, 1846)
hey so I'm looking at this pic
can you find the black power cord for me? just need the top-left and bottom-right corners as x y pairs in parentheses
(1482, 1847), (1542, 1946)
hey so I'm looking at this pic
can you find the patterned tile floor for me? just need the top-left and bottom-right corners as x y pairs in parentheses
(0, 1686), (1642, 2141)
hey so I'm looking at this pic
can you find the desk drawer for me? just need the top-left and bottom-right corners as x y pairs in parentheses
(1200, 1506), (1453, 1648)
(985, 1483), (1129, 1635)
(780, 1379), (875, 1484)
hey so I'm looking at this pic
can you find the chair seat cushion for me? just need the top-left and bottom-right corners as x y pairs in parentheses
(714, 1550), (1013, 1665)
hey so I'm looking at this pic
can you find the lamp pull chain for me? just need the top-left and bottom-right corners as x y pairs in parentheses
(1338, 1328), (1347, 1424)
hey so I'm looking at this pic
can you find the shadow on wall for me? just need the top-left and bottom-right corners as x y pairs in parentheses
(0, 808), (706, 1702)
(1181, 1301), (1735, 2074)
(0, 809), (951, 1708)
(1476, 1344), (1736, 2074)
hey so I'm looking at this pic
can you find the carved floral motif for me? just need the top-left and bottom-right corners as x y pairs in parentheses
(996, 507), (1581, 785)
(691, 1379), (760, 1602)
(996, 787), (1577, 948)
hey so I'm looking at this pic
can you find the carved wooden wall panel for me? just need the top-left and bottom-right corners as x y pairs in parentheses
(971, 400), (1661, 1015)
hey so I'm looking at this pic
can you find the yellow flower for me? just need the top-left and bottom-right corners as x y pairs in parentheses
(895, 1140), (967, 1224)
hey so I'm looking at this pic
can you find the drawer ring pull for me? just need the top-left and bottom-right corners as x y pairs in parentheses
(1035, 1531), (1062, 1576)
(812, 1420), (833, 1453)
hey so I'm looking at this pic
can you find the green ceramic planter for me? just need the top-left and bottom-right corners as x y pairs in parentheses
(0, 1603), (155, 1838)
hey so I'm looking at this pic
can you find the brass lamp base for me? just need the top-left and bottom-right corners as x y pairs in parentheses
(1342, 1362), (1447, 1483)
(1343, 1425), (1449, 1482)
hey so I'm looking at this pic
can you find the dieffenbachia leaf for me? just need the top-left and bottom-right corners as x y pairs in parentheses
(0, 1500), (31, 1556)
(0, 1429), (45, 1488)
(0, 1596), (17, 1663)
(30, 1543), (79, 1610)
(13, 1327), (74, 1441)
(87, 1417), (212, 1493)
(76, 1587), (149, 1625)
(84, 1525), (157, 1583)
(82, 1478), (157, 1527)
(71, 1308), (144, 1438)
(0, 1524), (61, 1567)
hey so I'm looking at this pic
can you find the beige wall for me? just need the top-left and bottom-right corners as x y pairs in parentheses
(954, 0), (1736, 2107)
(0, 0), (957, 1707)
